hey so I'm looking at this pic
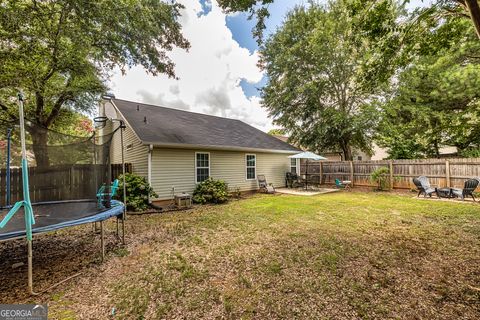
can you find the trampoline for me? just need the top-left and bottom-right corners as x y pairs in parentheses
(0, 94), (127, 294)
(0, 200), (124, 241)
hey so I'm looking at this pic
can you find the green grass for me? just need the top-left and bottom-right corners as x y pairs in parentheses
(47, 192), (480, 319)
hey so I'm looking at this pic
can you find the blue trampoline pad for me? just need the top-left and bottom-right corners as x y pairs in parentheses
(0, 200), (124, 241)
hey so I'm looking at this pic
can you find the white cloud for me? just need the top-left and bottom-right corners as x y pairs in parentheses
(108, 0), (272, 131)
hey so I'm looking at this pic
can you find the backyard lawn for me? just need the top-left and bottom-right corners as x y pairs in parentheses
(1, 192), (480, 319)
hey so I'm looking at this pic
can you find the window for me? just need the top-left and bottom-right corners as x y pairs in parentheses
(195, 152), (210, 183)
(357, 156), (362, 161)
(246, 154), (256, 180)
(290, 158), (298, 174)
(126, 143), (133, 151)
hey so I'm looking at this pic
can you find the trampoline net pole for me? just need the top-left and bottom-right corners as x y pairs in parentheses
(100, 220), (105, 262)
(28, 240), (33, 294)
(6, 128), (11, 207)
(120, 123), (126, 244)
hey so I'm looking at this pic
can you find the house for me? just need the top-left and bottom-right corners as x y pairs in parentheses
(100, 98), (300, 200)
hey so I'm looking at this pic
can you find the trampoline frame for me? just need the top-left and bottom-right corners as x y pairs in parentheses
(0, 94), (128, 295)
(0, 199), (125, 242)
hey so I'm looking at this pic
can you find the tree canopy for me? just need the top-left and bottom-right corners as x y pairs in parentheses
(259, 0), (403, 160)
(219, 0), (480, 41)
(375, 11), (480, 158)
(0, 0), (189, 166)
(267, 128), (286, 136)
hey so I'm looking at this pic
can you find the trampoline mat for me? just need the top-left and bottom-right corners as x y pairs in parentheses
(0, 200), (124, 241)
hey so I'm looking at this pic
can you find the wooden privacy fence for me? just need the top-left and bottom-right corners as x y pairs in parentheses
(0, 163), (132, 207)
(300, 158), (480, 189)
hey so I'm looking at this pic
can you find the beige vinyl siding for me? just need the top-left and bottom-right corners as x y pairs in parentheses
(151, 149), (195, 199)
(102, 102), (149, 178)
(151, 148), (291, 200)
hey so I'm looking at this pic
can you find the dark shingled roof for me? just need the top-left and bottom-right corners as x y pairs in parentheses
(112, 99), (300, 153)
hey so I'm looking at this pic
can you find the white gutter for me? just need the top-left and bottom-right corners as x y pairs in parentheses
(143, 141), (299, 154)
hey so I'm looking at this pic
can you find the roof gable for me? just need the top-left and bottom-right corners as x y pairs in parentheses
(110, 99), (299, 153)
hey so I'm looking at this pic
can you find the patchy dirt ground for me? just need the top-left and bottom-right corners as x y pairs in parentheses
(0, 192), (479, 319)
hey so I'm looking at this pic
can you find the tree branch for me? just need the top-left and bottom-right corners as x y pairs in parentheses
(0, 100), (19, 121)
(454, 0), (467, 8)
(45, 92), (72, 127)
(464, 0), (480, 39)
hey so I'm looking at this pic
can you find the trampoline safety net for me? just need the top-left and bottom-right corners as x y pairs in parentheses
(0, 119), (117, 208)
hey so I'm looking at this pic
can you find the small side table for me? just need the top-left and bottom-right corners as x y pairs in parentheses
(175, 193), (192, 208)
(342, 180), (352, 190)
(436, 187), (453, 198)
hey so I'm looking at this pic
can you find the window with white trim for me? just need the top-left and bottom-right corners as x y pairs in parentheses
(246, 154), (256, 180)
(290, 158), (298, 174)
(195, 152), (210, 183)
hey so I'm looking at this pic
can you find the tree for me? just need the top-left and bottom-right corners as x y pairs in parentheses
(259, 0), (403, 160)
(267, 128), (285, 136)
(0, 0), (189, 166)
(375, 16), (480, 158)
(432, 1), (480, 39)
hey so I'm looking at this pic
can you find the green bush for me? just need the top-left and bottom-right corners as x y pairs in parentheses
(193, 177), (229, 204)
(459, 148), (480, 158)
(370, 167), (390, 191)
(116, 173), (157, 212)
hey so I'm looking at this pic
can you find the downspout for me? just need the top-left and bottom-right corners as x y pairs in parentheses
(148, 144), (153, 203)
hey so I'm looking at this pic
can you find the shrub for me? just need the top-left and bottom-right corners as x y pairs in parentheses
(370, 167), (390, 191)
(193, 177), (229, 204)
(459, 148), (480, 158)
(116, 173), (157, 212)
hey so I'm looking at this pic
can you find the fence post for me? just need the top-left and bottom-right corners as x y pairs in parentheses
(319, 161), (323, 185)
(389, 160), (394, 190)
(349, 161), (354, 187)
(445, 160), (450, 187)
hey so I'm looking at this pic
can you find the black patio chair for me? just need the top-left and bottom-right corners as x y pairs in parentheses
(412, 176), (436, 197)
(286, 172), (294, 188)
(451, 178), (479, 201)
(290, 172), (305, 188)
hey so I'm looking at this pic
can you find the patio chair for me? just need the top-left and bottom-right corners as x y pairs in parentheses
(258, 175), (275, 194)
(97, 179), (119, 207)
(335, 179), (345, 189)
(286, 172), (294, 188)
(290, 172), (305, 188)
(451, 178), (479, 201)
(412, 176), (436, 198)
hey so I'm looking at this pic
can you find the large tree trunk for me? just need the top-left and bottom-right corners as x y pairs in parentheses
(464, 0), (480, 39)
(341, 144), (353, 161)
(28, 126), (50, 167)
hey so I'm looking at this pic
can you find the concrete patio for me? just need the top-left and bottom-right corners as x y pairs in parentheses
(276, 187), (339, 196)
